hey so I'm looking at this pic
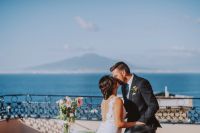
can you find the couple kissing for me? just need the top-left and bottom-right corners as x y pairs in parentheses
(97, 62), (161, 133)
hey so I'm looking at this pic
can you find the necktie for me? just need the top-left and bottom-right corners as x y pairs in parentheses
(121, 84), (128, 101)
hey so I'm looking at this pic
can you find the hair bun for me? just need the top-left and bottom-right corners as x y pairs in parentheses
(99, 75), (116, 100)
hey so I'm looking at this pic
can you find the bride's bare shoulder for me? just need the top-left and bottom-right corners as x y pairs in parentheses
(114, 97), (123, 105)
(101, 99), (105, 105)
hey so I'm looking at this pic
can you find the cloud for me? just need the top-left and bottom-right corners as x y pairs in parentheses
(169, 46), (200, 56)
(64, 44), (95, 53)
(146, 46), (200, 58)
(171, 46), (199, 53)
(74, 16), (98, 32)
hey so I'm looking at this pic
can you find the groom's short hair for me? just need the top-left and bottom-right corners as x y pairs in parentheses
(110, 61), (130, 74)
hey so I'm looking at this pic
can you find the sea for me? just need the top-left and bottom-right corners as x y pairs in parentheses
(0, 73), (200, 106)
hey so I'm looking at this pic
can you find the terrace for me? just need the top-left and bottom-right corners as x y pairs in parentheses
(0, 94), (200, 133)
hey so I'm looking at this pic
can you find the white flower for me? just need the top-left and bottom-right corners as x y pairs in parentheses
(65, 96), (71, 102)
(91, 109), (98, 113)
(65, 96), (72, 107)
(94, 109), (98, 113)
(6, 106), (11, 111)
(57, 99), (64, 105)
(70, 113), (74, 117)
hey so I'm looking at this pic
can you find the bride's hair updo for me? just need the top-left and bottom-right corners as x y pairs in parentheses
(99, 75), (117, 100)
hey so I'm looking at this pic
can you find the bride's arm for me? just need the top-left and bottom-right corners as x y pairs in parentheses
(114, 98), (144, 128)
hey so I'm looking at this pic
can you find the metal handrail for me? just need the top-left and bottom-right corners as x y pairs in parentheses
(0, 94), (200, 124)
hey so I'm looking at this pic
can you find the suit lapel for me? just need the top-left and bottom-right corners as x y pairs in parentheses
(128, 74), (137, 99)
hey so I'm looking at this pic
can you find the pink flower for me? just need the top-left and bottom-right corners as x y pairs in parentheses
(76, 97), (83, 107)
(66, 101), (71, 108)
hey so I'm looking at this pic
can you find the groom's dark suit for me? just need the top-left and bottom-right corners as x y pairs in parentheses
(122, 74), (161, 133)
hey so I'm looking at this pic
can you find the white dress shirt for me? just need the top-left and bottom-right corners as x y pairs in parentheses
(127, 74), (133, 97)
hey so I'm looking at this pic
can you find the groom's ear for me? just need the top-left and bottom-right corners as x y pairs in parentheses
(121, 70), (126, 77)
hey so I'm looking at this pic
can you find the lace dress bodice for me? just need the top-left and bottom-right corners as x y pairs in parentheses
(96, 97), (126, 133)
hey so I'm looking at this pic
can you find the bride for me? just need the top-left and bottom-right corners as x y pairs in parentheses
(97, 75), (143, 133)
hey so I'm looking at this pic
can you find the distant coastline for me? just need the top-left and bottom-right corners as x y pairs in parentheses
(1, 53), (200, 74)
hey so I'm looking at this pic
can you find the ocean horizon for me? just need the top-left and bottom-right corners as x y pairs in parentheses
(0, 73), (200, 96)
(0, 73), (200, 107)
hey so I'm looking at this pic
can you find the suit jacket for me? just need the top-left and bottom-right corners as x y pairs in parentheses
(122, 74), (161, 128)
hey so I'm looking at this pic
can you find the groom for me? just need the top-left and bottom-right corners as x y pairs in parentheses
(110, 62), (161, 133)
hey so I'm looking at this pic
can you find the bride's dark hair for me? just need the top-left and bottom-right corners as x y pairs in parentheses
(99, 75), (117, 100)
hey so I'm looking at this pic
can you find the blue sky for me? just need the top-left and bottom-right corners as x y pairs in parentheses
(0, 0), (200, 72)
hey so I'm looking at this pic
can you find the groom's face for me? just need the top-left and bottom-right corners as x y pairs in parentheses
(112, 68), (126, 83)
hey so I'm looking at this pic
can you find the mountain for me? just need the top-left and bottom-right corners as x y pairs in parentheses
(25, 53), (137, 73)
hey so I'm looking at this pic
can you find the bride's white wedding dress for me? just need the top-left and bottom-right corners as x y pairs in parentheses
(96, 97), (126, 133)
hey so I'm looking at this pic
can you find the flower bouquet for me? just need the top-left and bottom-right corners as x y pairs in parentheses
(57, 96), (83, 133)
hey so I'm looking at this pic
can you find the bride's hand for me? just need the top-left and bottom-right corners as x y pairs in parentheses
(135, 121), (145, 125)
